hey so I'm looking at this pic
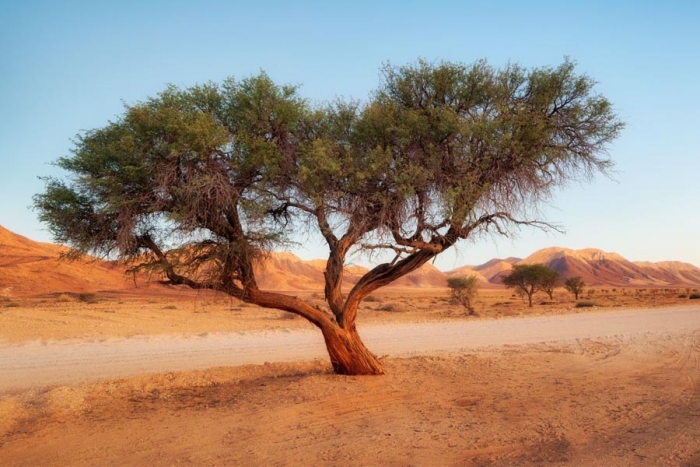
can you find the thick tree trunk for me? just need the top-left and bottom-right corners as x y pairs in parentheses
(321, 324), (384, 375)
(229, 288), (382, 375)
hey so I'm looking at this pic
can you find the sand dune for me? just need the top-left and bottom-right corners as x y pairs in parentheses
(0, 226), (137, 297)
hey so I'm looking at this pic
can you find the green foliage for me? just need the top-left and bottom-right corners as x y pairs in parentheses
(575, 301), (595, 308)
(502, 264), (560, 307)
(447, 275), (479, 314)
(35, 60), (622, 274)
(34, 74), (297, 268)
(564, 276), (586, 299)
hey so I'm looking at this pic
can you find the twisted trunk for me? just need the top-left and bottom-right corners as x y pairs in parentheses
(321, 323), (384, 375)
(238, 287), (384, 375)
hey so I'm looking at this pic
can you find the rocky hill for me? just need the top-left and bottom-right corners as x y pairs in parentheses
(2, 226), (699, 297)
(518, 247), (700, 287)
(0, 226), (449, 297)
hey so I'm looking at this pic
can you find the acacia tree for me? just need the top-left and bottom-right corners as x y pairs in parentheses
(34, 59), (623, 375)
(542, 269), (561, 300)
(502, 264), (560, 307)
(564, 276), (586, 299)
(447, 275), (479, 315)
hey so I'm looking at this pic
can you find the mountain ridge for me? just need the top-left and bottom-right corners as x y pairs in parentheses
(2, 226), (699, 297)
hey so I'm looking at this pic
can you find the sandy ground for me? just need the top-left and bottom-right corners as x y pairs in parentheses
(1, 291), (700, 465)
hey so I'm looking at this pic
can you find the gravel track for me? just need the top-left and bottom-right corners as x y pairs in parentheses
(1, 305), (699, 390)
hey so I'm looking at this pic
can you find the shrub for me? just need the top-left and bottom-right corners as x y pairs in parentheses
(5, 301), (21, 308)
(78, 293), (99, 304)
(689, 293), (700, 300)
(447, 275), (479, 314)
(56, 294), (73, 303)
(575, 301), (595, 308)
(678, 294), (687, 298)
(364, 295), (380, 302)
(377, 304), (397, 312)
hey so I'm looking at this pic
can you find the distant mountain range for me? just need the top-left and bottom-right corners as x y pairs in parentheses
(447, 247), (700, 287)
(1, 225), (699, 297)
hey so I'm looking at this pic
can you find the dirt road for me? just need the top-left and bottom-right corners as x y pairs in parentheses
(2, 305), (698, 390)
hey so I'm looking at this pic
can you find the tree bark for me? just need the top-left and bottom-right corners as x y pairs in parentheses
(320, 324), (384, 375)
(238, 288), (384, 375)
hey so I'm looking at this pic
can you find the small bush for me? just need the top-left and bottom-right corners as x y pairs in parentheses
(162, 305), (177, 310)
(364, 295), (380, 302)
(575, 301), (595, 308)
(56, 294), (73, 303)
(678, 294), (687, 298)
(689, 293), (700, 300)
(78, 293), (99, 304)
(377, 304), (397, 312)
(5, 301), (21, 308)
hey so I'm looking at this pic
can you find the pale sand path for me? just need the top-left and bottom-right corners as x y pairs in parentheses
(1, 305), (699, 390)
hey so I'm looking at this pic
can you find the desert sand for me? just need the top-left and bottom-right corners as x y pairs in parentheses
(1, 291), (700, 466)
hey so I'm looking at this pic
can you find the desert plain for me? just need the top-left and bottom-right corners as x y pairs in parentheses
(2, 226), (700, 466)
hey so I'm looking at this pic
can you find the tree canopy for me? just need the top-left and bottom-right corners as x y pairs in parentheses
(34, 58), (623, 374)
(501, 264), (561, 307)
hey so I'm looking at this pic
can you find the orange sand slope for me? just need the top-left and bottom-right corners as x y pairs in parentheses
(0, 226), (136, 297)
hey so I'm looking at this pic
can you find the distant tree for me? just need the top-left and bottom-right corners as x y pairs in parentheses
(502, 264), (560, 307)
(564, 276), (586, 299)
(447, 275), (479, 315)
(542, 270), (561, 300)
(34, 58), (622, 375)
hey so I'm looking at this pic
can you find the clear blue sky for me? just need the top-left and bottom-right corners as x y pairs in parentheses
(2, 0), (699, 270)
